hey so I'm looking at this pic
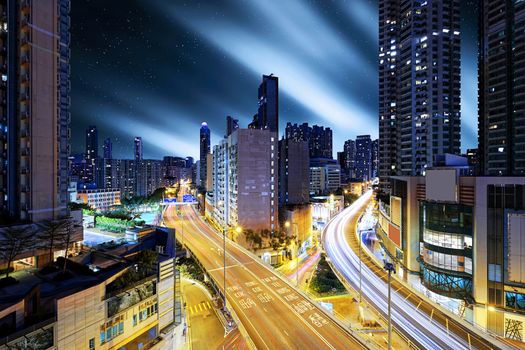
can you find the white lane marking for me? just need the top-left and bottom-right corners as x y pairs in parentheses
(182, 209), (338, 350)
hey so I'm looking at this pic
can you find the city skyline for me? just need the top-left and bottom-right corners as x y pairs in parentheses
(71, 0), (479, 160)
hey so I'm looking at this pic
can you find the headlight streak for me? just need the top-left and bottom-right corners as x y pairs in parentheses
(324, 191), (469, 350)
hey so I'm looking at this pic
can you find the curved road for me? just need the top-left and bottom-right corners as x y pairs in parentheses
(323, 191), (509, 350)
(165, 204), (373, 350)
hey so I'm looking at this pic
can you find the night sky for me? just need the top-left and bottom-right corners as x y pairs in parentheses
(71, 0), (479, 160)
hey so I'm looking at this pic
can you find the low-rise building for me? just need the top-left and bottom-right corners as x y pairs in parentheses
(377, 159), (525, 342)
(77, 188), (121, 211)
(309, 158), (341, 195)
(0, 227), (178, 350)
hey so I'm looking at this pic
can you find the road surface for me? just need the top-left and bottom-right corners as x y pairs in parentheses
(164, 205), (372, 350)
(182, 279), (225, 350)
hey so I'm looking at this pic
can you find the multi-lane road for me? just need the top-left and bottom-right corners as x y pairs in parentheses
(323, 190), (510, 350)
(164, 204), (372, 350)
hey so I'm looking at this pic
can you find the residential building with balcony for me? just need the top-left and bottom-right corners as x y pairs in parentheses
(309, 158), (341, 195)
(0, 227), (178, 350)
(210, 128), (278, 233)
(1, 0), (71, 222)
(76, 188), (121, 212)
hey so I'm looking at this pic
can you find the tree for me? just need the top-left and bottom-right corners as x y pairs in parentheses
(37, 219), (68, 266)
(58, 219), (75, 273)
(0, 225), (35, 278)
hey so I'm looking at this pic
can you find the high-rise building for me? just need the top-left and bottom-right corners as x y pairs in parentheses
(309, 158), (341, 195)
(285, 122), (310, 142)
(371, 139), (379, 179)
(199, 122), (211, 190)
(212, 129), (278, 231)
(103, 137), (112, 159)
(311, 125), (333, 159)
(343, 139), (356, 179)
(285, 123), (332, 159)
(278, 138), (310, 205)
(257, 74), (279, 133)
(355, 135), (372, 181)
(226, 115), (239, 137)
(379, 0), (461, 181)
(134, 136), (143, 161)
(0, 0), (71, 221)
(118, 159), (136, 198)
(337, 151), (346, 177)
(162, 156), (191, 186)
(85, 126), (98, 161)
(478, 1), (525, 176)
(135, 159), (162, 197)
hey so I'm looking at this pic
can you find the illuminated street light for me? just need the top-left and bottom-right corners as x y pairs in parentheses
(384, 261), (396, 350)
(285, 220), (299, 287)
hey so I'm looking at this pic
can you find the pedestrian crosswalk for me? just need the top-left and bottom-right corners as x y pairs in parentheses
(188, 301), (213, 315)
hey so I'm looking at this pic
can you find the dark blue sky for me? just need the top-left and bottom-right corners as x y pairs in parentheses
(71, 0), (479, 159)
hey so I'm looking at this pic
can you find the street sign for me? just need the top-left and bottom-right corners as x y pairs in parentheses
(182, 194), (196, 203)
(163, 198), (177, 204)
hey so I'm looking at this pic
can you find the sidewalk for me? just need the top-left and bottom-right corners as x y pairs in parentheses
(178, 278), (225, 350)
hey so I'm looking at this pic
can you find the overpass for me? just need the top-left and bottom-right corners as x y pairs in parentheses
(164, 203), (374, 350)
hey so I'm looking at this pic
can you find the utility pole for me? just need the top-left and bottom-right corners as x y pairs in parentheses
(384, 261), (396, 350)
(359, 229), (362, 303)
(223, 227), (227, 310)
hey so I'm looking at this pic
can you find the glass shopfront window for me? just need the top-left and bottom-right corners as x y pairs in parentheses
(421, 247), (472, 274)
(421, 202), (473, 236)
(423, 228), (470, 249)
(506, 291), (525, 311)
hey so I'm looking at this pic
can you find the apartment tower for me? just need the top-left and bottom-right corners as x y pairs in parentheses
(478, 0), (525, 176)
(379, 0), (461, 183)
(0, 0), (71, 221)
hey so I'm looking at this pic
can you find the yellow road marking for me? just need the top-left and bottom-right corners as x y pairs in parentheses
(198, 303), (203, 312)
(189, 306), (194, 315)
(207, 302), (212, 309)
(405, 293), (412, 300)
(416, 301), (422, 309)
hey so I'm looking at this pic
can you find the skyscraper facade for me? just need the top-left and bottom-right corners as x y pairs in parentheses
(103, 137), (112, 159)
(212, 129), (278, 231)
(0, 0), (71, 221)
(343, 139), (356, 179)
(285, 122), (332, 159)
(311, 125), (333, 159)
(257, 74), (279, 133)
(371, 138), (379, 179)
(226, 115), (239, 137)
(134, 136), (143, 161)
(199, 122), (211, 190)
(355, 135), (372, 181)
(478, 0), (525, 176)
(379, 0), (461, 181)
(85, 126), (98, 161)
(278, 138), (310, 205)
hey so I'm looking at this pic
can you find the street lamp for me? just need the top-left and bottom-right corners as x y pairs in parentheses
(285, 220), (300, 287)
(177, 210), (184, 247)
(384, 261), (396, 350)
(221, 224), (241, 311)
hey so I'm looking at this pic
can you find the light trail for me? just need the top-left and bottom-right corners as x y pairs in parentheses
(323, 191), (470, 350)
